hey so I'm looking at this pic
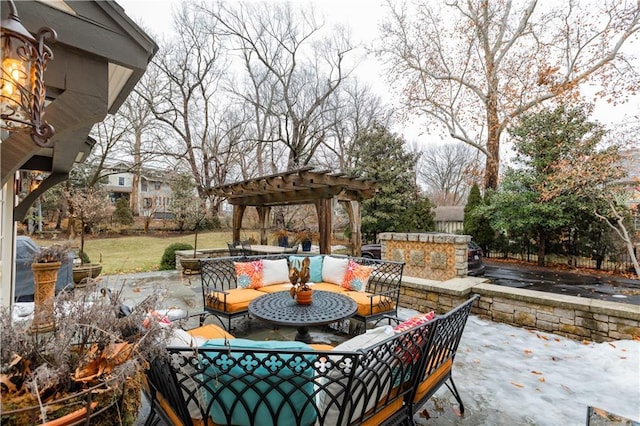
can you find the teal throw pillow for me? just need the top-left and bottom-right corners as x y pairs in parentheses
(289, 255), (323, 282)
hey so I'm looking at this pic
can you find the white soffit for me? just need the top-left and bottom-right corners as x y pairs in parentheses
(108, 63), (134, 109)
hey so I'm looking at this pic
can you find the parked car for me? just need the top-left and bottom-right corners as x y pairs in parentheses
(467, 240), (486, 276)
(360, 241), (486, 276)
(361, 243), (381, 259)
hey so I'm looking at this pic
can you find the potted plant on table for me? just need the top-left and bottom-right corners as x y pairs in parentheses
(1, 286), (170, 425)
(289, 257), (313, 305)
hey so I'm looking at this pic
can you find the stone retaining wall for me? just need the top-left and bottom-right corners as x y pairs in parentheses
(401, 276), (640, 342)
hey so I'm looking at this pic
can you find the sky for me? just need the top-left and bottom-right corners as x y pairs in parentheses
(117, 0), (639, 150)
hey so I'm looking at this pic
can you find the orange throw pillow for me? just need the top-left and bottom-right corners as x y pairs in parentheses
(234, 260), (263, 288)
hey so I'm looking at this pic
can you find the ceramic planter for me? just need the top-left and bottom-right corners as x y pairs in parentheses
(296, 289), (313, 305)
(72, 263), (102, 286)
(31, 261), (61, 332)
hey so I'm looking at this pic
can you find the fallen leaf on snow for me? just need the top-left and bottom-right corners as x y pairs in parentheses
(582, 340), (591, 345)
(523, 349), (533, 354)
(608, 342), (617, 349)
(511, 382), (525, 388)
(419, 408), (430, 419)
(531, 370), (543, 375)
(539, 377), (546, 382)
(536, 333), (548, 340)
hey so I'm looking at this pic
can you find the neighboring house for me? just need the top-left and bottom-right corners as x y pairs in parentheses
(102, 162), (174, 219)
(0, 0), (157, 306)
(434, 205), (465, 234)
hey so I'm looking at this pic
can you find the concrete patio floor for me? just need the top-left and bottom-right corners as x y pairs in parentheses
(98, 271), (639, 426)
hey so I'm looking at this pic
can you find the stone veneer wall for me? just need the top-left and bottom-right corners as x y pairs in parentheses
(378, 232), (470, 281)
(400, 276), (640, 343)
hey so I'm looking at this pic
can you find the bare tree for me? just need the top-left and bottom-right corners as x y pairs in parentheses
(86, 113), (132, 187)
(206, 1), (356, 169)
(136, 4), (245, 213)
(318, 80), (392, 171)
(417, 143), (483, 206)
(377, 0), (640, 190)
(119, 79), (164, 216)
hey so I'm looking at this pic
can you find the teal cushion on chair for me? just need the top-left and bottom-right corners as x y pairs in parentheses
(289, 255), (323, 282)
(200, 338), (317, 426)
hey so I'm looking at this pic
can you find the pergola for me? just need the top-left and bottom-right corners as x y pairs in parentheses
(209, 168), (378, 255)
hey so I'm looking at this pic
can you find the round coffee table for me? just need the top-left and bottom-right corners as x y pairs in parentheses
(248, 290), (358, 343)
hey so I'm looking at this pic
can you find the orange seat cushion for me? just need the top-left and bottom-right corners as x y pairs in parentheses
(360, 398), (404, 426)
(347, 291), (396, 317)
(413, 358), (453, 403)
(308, 343), (335, 351)
(187, 324), (235, 340)
(205, 288), (263, 313)
(310, 282), (348, 293)
(256, 283), (293, 293)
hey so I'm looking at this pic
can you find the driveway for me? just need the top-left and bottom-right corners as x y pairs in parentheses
(483, 259), (640, 305)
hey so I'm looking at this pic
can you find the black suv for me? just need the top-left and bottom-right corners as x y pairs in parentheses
(360, 241), (486, 276)
(467, 240), (486, 276)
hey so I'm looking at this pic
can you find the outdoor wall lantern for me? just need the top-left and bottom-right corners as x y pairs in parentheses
(1, 0), (56, 147)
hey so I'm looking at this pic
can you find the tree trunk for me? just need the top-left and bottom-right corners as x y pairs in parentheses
(537, 230), (546, 267)
(130, 130), (142, 216)
(484, 88), (501, 190)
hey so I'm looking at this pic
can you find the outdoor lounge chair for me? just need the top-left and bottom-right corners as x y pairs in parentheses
(406, 294), (479, 421)
(227, 241), (244, 256)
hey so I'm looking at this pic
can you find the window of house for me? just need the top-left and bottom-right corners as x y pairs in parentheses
(118, 177), (125, 186)
(154, 181), (161, 190)
(141, 180), (148, 192)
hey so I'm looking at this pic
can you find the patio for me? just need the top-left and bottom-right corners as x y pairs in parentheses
(97, 270), (639, 425)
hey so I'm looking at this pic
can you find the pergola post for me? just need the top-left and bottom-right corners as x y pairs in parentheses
(315, 198), (333, 254)
(232, 205), (246, 243)
(256, 206), (270, 244)
(341, 200), (362, 256)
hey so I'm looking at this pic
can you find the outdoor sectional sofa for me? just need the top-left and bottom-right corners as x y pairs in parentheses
(143, 295), (479, 426)
(199, 254), (405, 334)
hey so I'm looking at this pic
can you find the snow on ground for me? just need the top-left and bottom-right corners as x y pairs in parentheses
(417, 316), (640, 425)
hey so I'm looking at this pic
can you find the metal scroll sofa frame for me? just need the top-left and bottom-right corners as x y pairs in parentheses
(199, 254), (405, 333)
(143, 295), (479, 426)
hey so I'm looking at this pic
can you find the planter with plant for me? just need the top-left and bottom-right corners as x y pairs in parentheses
(289, 257), (313, 305)
(0, 286), (170, 425)
(271, 228), (290, 247)
(294, 229), (315, 252)
(67, 187), (108, 286)
(30, 244), (70, 332)
(73, 250), (102, 286)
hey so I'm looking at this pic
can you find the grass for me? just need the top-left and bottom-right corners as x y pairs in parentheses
(35, 231), (235, 275)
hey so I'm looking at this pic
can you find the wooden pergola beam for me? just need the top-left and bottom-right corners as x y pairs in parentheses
(210, 168), (377, 255)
